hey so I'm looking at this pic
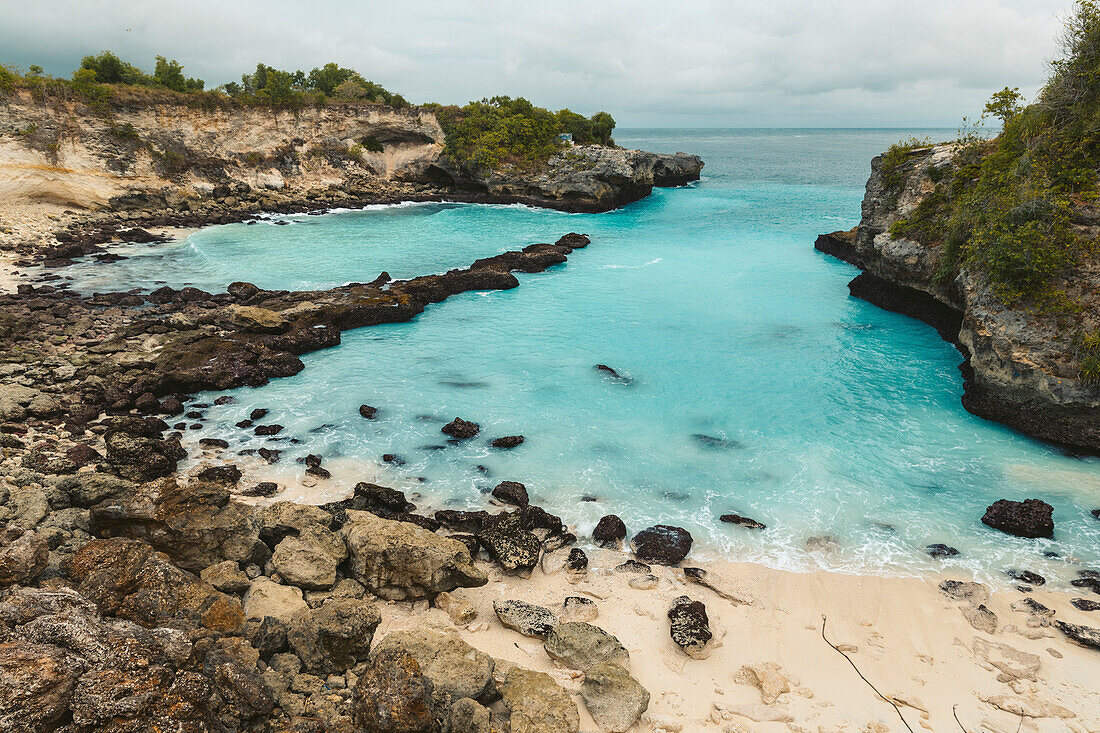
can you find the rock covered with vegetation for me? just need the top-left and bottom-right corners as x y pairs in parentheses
(816, 0), (1100, 452)
(0, 54), (703, 230)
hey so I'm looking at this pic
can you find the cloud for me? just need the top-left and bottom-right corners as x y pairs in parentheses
(0, 0), (1074, 126)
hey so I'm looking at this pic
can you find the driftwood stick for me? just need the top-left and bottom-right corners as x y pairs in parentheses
(820, 615), (915, 733)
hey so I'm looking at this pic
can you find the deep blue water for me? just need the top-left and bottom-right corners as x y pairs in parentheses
(66, 129), (1100, 580)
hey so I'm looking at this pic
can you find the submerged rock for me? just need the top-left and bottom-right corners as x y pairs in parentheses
(982, 498), (1054, 539)
(630, 524), (692, 565)
(926, 543), (959, 558)
(1006, 568), (1046, 586)
(490, 435), (525, 449)
(719, 513), (766, 530)
(442, 418), (480, 440)
(359, 404), (379, 419)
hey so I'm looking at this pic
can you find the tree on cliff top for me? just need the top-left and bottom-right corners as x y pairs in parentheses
(891, 0), (1100, 303)
(78, 51), (203, 91)
(429, 97), (617, 172)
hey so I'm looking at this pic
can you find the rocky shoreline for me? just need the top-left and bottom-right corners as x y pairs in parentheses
(815, 144), (1100, 454)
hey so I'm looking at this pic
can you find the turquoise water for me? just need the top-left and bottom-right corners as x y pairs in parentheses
(69, 130), (1100, 580)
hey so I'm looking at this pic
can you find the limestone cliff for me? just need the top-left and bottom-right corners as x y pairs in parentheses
(817, 145), (1100, 452)
(0, 91), (702, 248)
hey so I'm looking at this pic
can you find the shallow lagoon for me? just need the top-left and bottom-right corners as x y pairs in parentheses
(70, 129), (1100, 581)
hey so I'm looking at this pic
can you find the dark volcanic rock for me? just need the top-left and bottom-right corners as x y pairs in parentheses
(492, 481), (529, 507)
(1072, 598), (1100, 612)
(478, 513), (541, 575)
(254, 424), (284, 436)
(1053, 620), (1100, 650)
(1006, 569), (1046, 586)
(491, 435), (525, 449)
(242, 481), (280, 498)
(441, 418), (480, 440)
(434, 510), (490, 533)
(668, 595), (712, 659)
(198, 437), (230, 449)
(982, 499), (1054, 539)
(196, 464), (243, 484)
(719, 513), (766, 530)
(593, 515), (627, 548)
(103, 417), (186, 482)
(631, 525), (693, 565)
(249, 408), (269, 421)
(926, 544), (959, 558)
(595, 364), (632, 383)
(359, 404), (379, 419)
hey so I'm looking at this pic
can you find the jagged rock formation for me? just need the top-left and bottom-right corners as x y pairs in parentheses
(816, 144), (1100, 452)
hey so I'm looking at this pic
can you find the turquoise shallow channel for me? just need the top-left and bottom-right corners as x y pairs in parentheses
(66, 129), (1100, 582)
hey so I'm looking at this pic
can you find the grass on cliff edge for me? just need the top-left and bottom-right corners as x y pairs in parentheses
(885, 0), (1100, 377)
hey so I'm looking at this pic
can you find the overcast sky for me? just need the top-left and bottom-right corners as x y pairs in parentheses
(0, 0), (1075, 127)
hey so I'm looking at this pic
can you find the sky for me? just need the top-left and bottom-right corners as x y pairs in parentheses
(0, 0), (1077, 127)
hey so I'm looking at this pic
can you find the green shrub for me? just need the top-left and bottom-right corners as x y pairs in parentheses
(107, 122), (141, 141)
(0, 65), (15, 96)
(358, 135), (383, 152)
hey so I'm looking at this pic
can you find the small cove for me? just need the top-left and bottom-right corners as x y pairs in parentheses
(66, 129), (1100, 584)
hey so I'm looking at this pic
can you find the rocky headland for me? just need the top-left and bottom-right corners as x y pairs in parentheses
(0, 89), (702, 266)
(816, 144), (1100, 453)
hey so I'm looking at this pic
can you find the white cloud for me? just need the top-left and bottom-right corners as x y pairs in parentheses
(0, 0), (1074, 126)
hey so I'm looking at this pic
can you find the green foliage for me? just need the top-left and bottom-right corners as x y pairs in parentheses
(358, 135), (383, 152)
(555, 108), (616, 145)
(984, 86), (1023, 124)
(432, 96), (617, 172)
(107, 122), (141, 141)
(153, 56), (203, 92)
(70, 68), (113, 114)
(79, 51), (150, 85)
(879, 137), (932, 192)
(889, 1), (1100, 303)
(0, 65), (16, 96)
(1079, 331), (1100, 380)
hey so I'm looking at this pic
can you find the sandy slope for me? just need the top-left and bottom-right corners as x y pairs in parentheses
(379, 548), (1100, 732)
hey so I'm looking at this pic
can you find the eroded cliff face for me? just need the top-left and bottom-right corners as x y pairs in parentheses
(0, 92), (703, 247)
(817, 144), (1100, 452)
(0, 91), (446, 212)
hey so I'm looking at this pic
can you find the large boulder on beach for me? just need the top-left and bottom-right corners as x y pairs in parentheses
(668, 595), (712, 659)
(593, 515), (627, 548)
(372, 629), (496, 709)
(630, 524), (693, 565)
(0, 640), (83, 731)
(494, 599), (558, 638)
(287, 597), (381, 674)
(343, 510), (486, 600)
(67, 538), (244, 632)
(477, 512), (541, 575)
(544, 622), (629, 670)
(499, 667), (579, 733)
(982, 499), (1054, 539)
(580, 661), (650, 732)
(90, 478), (267, 573)
(352, 649), (436, 733)
(0, 528), (48, 587)
(102, 417), (187, 482)
(271, 533), (340, 589)
(492, 481), (529, 507)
